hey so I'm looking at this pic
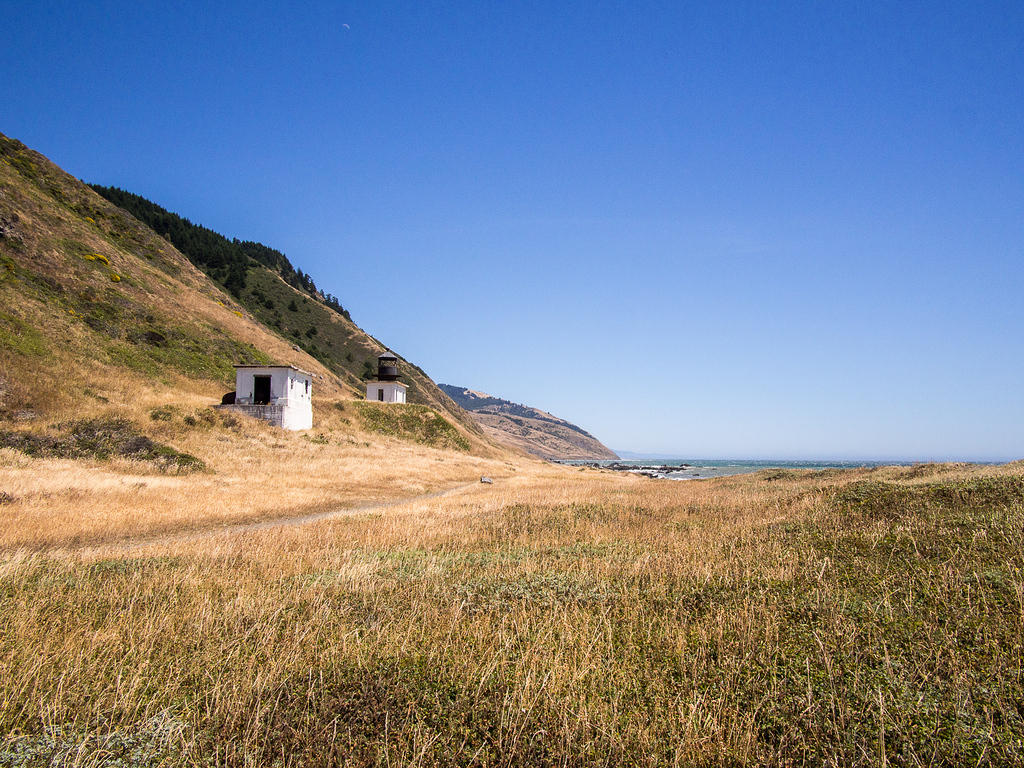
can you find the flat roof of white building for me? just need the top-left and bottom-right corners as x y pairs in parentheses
(234, 363), (314, 376)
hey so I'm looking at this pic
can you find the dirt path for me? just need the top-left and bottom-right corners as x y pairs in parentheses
(53, 479), (486, 556)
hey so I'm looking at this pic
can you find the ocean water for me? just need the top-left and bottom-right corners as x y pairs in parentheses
(562, 458), (913, 480)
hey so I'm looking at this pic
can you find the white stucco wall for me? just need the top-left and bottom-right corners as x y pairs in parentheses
(366, 381), (407, 403)
(233, 366), (313, 430)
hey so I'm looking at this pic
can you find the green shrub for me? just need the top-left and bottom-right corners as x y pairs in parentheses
(0, 313), (49, 358)
(833, 476), (1024, 520)
(0, 417), (206, 473)
(149, 406), (175, 422)
(354, 403), (470, 452)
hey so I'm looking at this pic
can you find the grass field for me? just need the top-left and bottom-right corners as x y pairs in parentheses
(1, 457), (1022, 766)
(0, 401), (508, 551)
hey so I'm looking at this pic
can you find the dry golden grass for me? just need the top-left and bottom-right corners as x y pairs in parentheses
(1, 455), (1022, 766)
(0, 400), (517, 551)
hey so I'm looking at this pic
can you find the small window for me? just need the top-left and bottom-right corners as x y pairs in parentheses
(378, 388), (384, 401)
(305, 380), (309, 395)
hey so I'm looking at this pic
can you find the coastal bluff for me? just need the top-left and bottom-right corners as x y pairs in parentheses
(440, 384), (617, 461)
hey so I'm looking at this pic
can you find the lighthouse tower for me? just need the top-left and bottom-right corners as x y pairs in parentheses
(366, 353), (408, 403)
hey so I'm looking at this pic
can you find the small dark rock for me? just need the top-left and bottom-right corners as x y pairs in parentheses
(0, 213), (22, 242)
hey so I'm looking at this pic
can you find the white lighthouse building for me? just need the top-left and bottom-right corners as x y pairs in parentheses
(366, 354), (407, 403)
(223, 364), (313, 430)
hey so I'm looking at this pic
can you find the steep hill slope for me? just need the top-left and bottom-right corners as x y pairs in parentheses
(88, 185), (476, 431)
(0, 132), (490, 452)
(440, 384), (617, 460)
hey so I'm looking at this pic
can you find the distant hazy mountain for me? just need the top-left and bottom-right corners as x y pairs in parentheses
(613, 450), (686, 460)
(439, 385), (617, 461)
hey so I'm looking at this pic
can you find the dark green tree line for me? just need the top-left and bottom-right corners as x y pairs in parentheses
(90, 185), (351, 321)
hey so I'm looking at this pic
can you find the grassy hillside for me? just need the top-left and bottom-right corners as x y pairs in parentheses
(89, 184), (477, 432)
(0, 133), (280, 418)
(0, 132), (492, 457)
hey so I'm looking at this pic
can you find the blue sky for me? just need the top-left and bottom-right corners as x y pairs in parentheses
(3, 1), (1023, 459)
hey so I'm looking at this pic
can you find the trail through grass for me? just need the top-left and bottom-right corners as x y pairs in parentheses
(1, 463), (1022, 765)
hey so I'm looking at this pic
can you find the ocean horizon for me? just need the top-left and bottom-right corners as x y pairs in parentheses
(562, 458), (1001, 480)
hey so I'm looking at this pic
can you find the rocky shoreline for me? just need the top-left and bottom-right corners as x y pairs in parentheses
(572, 462), (692, 479)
